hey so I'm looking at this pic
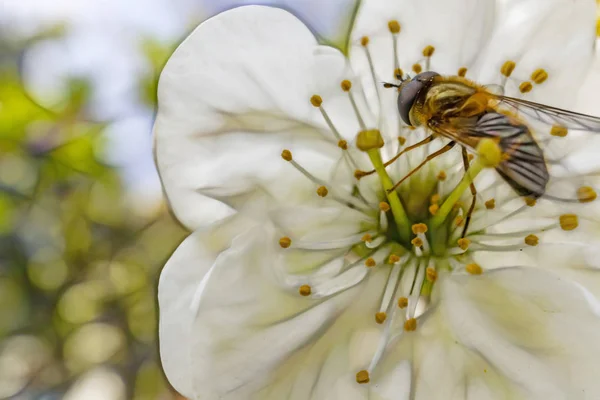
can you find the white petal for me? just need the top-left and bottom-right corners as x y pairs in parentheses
(154, 5), (350, 229)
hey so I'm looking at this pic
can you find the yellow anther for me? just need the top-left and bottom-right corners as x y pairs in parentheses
(394, 68), (404, 80)
(338, 139), (348, 150)
(310, 95), (323, 107)
(468, 153), (475, 162)
(550, 125), (568, 137)
(398, 136), (407, 146)
(388, 20), (401, 34)
(412, 223), (428, 234)
(356, 129), (384, 151)
(426, 267), (437, 282)
(375, 312), (387, 324)
(560, 214), (578, 231)
(457, 67), (468, 77)
(316, 186), (329, 197)
(500, 60), (516, 77)
(411, 237), (424, 247)
(525, 197), (536, 207)
(412, 63), (422, 74)
(365, 258), (376, 268)
(404, 318), (417, 331)
(457, 238), (471, 251)
(388, 254), (400, 264)
(379, 201), (390, 212)
(429, 204), (439, 215)
(422, 45), (435, 57)
(341, 80), (352, 92)
(279, 236), (292, 248)
(531, 69), (548, 84)
(430, 194), (441, 204)
(525, 234), (539, 246)
(361, 233), (373, 243)
(519, 81), (533, 93)
(356, 370), (370, 384)
(398, 297), (408, 308)
(578, 186), (597, 203)
(484, 198), (496, 210)
(281, 149), (292, 161)
(465, 263), (483, 275)
(437, 170), (447, 181)
(299, 284), (312, 296)
(361, 36), (369, 46)
(477, 138), (502, 168)
(354, 170), (368, 180)
(455, 216), (465, 227)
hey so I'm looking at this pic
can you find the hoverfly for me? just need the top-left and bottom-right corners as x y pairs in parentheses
(382, 71), (600, 236)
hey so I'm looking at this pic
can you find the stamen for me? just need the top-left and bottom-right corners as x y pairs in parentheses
(298, 284), (312, 296)
(422, 45), (435, 71)
(394, 68), (403, 80)
(281, 149), (293, 161)
(316, 186), (328, 197)
(525, 197), (536, 207)
(338, 139), (348, 150)
(361, 37), (382, 114)
(466, 263), (483, 275)
(341, 80), (367, 130)
(430, 194), (441, 204)
(437, 170), (447, 181)
(412, 223), (428, 234)
(398, 297), (408, 308)
(310, 95), (323, 107)
(519, 81), (533, 93)
(426, 267), (437, 282)
(455, 215), (465, 227)
(404, 318), (417, 331)
(457, 238), (471, 250)
(360, 36), (369, 47)
(341, 80), (352, 92)
(412, 63), (423, 74)
(531, 69), (548, 84)
(411, 237), (424, 248)
(379, 210), (389, 233)
(388, 254), (401, 264)
(375, 312), (387, 324)
(356, 370), (370, 384)
(550, 125), (568, 137)
(560, 214), (578, 231)
(388, 20), (401, 34)
(361, 233), (373, 243)
(279, 236), (292, 248)
(578, 186), (597, 203)
(524, 234), (539, 246)
(379, 201), (390, 212)
(458, 67), (468, 77)
(429, 204), (439, 215)
(500, 61), (516, 78)
(485, 198), (496, 209)
(365, 257), (377, 268)
(398, 136), (407, 146)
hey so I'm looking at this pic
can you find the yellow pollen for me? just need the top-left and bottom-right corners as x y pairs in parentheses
(525, 234), (539, 246)
(365, 258), (377, 268)
(354, 169), (368, 180)
(388, 254), (400, 264)
(379, 201), (391, 212)
(411, 237), (423, 247)
(422, 45), (435, 57)
(466, 263), (483, 275)
(279, 236), (292, 248)
(437, 170), (447, 181)
(426, 267), (437, 282)
(429, 204), (439, 215)
(281, 149), (292, 161)
(559, 214), (578, 231)
(500, 60), (516, 77)
(361, 233), (373, 243)
(531, 68), (548, 84)
(375, 312), (387, 324)
(412, 223), (428, 234)
(455, 216), (465, 227)
(398, 297), (408, 308)
(310, 94), (323, 107)
(361, 36), (369, 46)
(457, 238), (471, 251)
(394, 68), (404, 80)
(485, 198), (496, 209)
(404, 318), (417, 331)
(356, 370), (370, 384)
(299, 285), (312, 296)
(341, 80), (352, 92)
(550, 125), (568, 137)
(388, 20), (401, 34)
(457, 67), (468, 77)
(477, 138), (502, 168)
(578, 186), (597, 203)
(412, 63), (422, 74)
(316, 186), (329, 197)
(430, 194), (441, 204)
(519, 81), (533, 93)
(338, 139), (348, 150)
(356, 129), (384, 151)
(398, 136), (407, 146)
(525, 197), (536, 207)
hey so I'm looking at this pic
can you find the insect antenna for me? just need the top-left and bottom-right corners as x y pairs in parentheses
(382, 82), (401, 89)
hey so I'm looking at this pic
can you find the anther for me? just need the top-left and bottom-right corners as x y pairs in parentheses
(379, 201), (390, 212)
(457, 67), (468, 77)
(388, 254), (400, 264)
(356, 130), (384, 151)
(485, 198), (496, 209)
(560, 214), (578, 231)
(519, 81), (533, 93)
(426, 267), (437, 282)
(422, 45), (435, 57)
(365, 258), (377, 268)
(360, 36), (369, 47)
(455, 216), (465, 227)
(281, 149), (292, 161)
(394, 68), (403, 80)
(531, 69), (548, 84)
(524, 234), (539, 246)
(500, 61), (516, 78)
(361, 233), (373, 243)
(279, 236), (292, 248)
(550, 125), (568, 137)
(317, 186), (329, 197)
(412, 223), (428, 234)
(430, 194), (441, 204)
(388, 20), (401, 34)
(398, 136), (407, 146)
(338, 139), (348, 150)
(411, 237), (424, 247)
(429, 204), (439, 215)
(299, 284), (312, 296)
(466, 263), (482, 275)
(525, 197), (536, 207)
(437, 170), (447, 181)
(404, 318), (417, 331)
(375, 312), (387, 324)
(457, 238), (470, 251)
(398, 297), (408, 308)
(310, 95), (323, 107)
(412, 63), (422, 74)
(341, 80), (352, 92)
(354, 170), (368, 180)
(477, 138), (502, 168)
(578, 186), (597, 203)
(356, 370), (370, 384)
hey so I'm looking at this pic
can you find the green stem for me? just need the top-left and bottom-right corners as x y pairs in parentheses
(367, 149), (411, 243)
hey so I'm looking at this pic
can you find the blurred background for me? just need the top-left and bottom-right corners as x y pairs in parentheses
(0, 0), (354, 399)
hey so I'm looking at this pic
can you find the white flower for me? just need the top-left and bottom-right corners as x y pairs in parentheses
(154, 1), (600, 399)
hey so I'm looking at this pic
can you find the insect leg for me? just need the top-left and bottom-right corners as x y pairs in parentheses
(387, 141), (456, 193)
(358, 135), (435, 178)
(461, 146), (477, 238)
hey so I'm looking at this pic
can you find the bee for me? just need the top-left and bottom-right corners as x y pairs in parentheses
(382, 71), (600, 235)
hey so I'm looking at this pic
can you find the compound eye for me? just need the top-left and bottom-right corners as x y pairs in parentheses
(397, 80), (423, 126)
(414, 71), (440, 82)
